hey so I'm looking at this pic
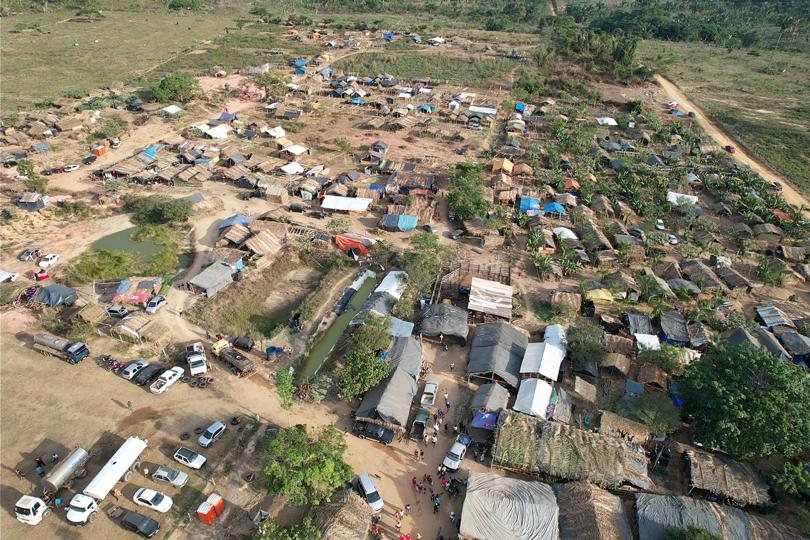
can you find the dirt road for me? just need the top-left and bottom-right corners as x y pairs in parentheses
(654, 74), (809, 211)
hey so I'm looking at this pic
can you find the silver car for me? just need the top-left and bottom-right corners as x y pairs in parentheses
(121, 360), (150, 380)
(152, 465), (188, 488)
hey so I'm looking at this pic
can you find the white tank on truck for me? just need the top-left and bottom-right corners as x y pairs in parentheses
(66, 437), (147, 525)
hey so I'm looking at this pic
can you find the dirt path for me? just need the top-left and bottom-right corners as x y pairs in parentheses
(654, 74), (809, 211)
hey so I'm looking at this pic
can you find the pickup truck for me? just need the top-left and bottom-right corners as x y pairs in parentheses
(410, 409), (430, 440)
(149, 367), (184, 394)
(185, 342), (208, 376)
(32, 333), (90, 364)
(211, 339), (255, 377)
(420, 380), (439, 408)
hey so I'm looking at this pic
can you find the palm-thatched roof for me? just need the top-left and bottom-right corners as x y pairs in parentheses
(599, 411), (650, 443)
(492, 411), (650, 490)
(553, 481), (632, 540)
(312, 491), (372, 540)
(684, 449), (771, 506)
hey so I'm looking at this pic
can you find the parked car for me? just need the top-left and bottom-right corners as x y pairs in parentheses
(133, 488), (172, 513)
(120, 510), (160, 538)
(121, 360), (150, 380)
(231, 336), (254, 352)
(356, 473), (384, 513)
(134, 364), (164, 386)
(449, 229), (464, 240)
(110, 138), (122, 149)
(149, 366), (184, 394)
(628, 228), (647, 243)
(667, 234), (679, 245)
(82, 155), (97, 165)
(655, 219), (666, 231)
(724, 145), (736, 154)
(1, 271), (20, 283)
(308, 210), (326, 219)
(19, 248), (43, 261)
(34, 270), (49, 281)
(198, 421), (226, 448)
(144, 295), (167, 314)
(355, 421), (394, 445)
(151, 466), (188, 488)
(127, 102), (145, 112)
(289, 203), (305, 213)
(410, 409), (431, 440)
(442, 434), (472, 471)
(173, 447), (206, 469)
(771, 181), (783, 192)
(63, 164), (80, 173)
(38, 254), (59, 268)
(107, 304), (130, 318)
(42, 168), (55, 176)
(423, 224), (438, 233)
(420, 380), (439, 408)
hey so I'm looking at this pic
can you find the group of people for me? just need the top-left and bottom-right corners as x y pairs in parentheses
(15, 453), (60, 480)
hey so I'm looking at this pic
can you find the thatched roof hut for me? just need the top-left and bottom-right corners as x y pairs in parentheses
(684, 449), (771, 506)
(599, 411), (650, 443)
(601, 353), (631, 376)
(638, 364), (667, 392)
(311, 491), (372, 540)
(553, 481), (632, 540)
(604, 334), (634, 356)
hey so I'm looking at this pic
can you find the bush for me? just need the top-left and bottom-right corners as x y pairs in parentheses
(771, 462), (810, 498)
(336, 350), (392, 401)
(626, 393), (681, 435)
(638, 343), (682, 374)
(663, 527), (721, 540)
(125, 195), (192, 225)
(152, 74), (201, 103)
(91, 118), (125, 141)
(567, 323), (606, 365)
(168, 0), (202, 10)
(67, 249), (138, 284)
(276, 370), (296, 409)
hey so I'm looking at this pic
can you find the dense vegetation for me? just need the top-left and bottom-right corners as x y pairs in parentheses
(253, 516), (319, 540)
(336, 315), (393, 400)
(125, 195), (193, 225)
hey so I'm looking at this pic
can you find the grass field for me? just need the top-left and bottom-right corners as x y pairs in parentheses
(334, 52), (517, 87)
(638, 40), (810, 194)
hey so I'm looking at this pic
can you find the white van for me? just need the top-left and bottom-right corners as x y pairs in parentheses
(357, 473), (384, 513)
(67, 437), (147, 525)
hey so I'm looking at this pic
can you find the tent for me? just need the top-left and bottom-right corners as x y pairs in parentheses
(468, 322), (527, 390)
(280, 162), (304, 175)
(189, 262), (235, 297)
(544, 202), (567, 215)
(379, 213), (417, 232)
(469, 277), (513, 319)
(519, 197), (541, 214)
(514, 378), (553, 418)
(471, 410), (500, 430)
(417, 303), (469, 344)
(37, 284), (77, 307)
(460, 473), (559, 540)
(667, 191), (699, 206)
(471, 383), (510, 412)
(322, 195), (373, 213)
(355, 364), (418, 430)
(218, 213), (250, 230)
(375, 271), (407, 300)
(335, 233), (375, 256)
(520, 342), (564, 380)
(389, 336), (423, 379)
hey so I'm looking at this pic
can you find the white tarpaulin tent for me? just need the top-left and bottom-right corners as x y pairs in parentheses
(195, 124), (230, 139)
(375, 271), (407, 300)
(553, 227), (578, 240)
(266, 126), (286, 138)
(162, 104), (182, 115)
(514, 378), (553, 418)
(544, 324), (567, 348)
(460, 473), (559, 540)
(596, 117), (618, 126)
(635, 333), (661, 351)
(282, 144), (308, 156)
(469, 277), (513, 319)
(520, 342), (565, 380)
(666, 191), (699, 206)
(280, 162), (304, 175)
(322, 195), (373, 212)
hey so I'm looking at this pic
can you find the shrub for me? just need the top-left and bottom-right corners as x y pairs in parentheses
(567, 323), (606, 365)
(276, 370), (296, 409)
(152, 74), (201, 103)
(125, 195), (192, 225)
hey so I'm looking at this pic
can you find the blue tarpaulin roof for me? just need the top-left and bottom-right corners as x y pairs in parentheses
(519, 197), (541, 213)
(291, 58), (309, 67)
(320, 67), (333, 79)
(218, 213), (250, 229)
(294, 67), (306, 74)
(219, 112), (236, 122)
(398, 214), (418, 231)
(471, 410), (499, 431)
(349, 98), (365, 105)
(389, 317), (415, 337)
(32, 141), (51, 153)
(515, 102), (526, 112)
(370, 183), (386, 195)
(383, 33), (395, 41)
(412, 36), (422, 43)
(420, 104), (436, 113)
(544, 202), (566, 215)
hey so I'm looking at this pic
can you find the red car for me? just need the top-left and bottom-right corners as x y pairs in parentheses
(724, 145), (736, 154)
(34, 270), (49, 281)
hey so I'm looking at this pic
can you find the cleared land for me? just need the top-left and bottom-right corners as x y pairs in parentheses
(638, 39), (810, 195)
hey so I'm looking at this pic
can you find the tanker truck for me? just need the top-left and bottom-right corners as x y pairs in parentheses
(15, 447), (90, 526)
(32, 333), (90, 364)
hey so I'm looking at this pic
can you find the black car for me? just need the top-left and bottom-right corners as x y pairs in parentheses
(42, 168), (55, 176)
(121, 510), (160, 538)
(127, 102), (145, 112)
(355, 421), (395, 445)
(134, 364), (164, 386)
(82, 155), (97, 165)
(308, 210), (326, 219)
(231, 336), (255, 352)
(289, 203), (305, 213)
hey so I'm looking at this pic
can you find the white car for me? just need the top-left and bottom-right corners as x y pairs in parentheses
(63, 164), (80, 173)
(198, 421), (226, 448)
(133, 488), (173, 513)
(0, 270), (19, 283)
(667, 234), (679, 245)
(442, 435), (471, 471)
(38, 254), (59, 268)
(144, 295), (167, 314)
(357, 473), (384, 513)
(174, 447), (206, 469)
(152, 465), (188, 488)
(655, 219), (666, 231)
(420, 380), (439, 408)
(121, 360), (150, 380)
(149, 366), (184, 394)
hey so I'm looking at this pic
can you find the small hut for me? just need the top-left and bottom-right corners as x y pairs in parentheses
(553, 482), (632, 540)
(311, 491), (372, 540)
(684, 449), (771, 507)
(638, 364), (667, 392)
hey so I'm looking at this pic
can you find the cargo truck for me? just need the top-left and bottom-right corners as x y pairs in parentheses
(211, 339), (255, 377)
(32, 333), (89, 364)
(15, 447), (90, 525)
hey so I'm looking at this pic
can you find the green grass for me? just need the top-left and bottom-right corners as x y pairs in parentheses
(637, 39), (810, 194)
(334, 52), (516, 86)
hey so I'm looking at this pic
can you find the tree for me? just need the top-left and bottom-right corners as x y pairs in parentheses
(254, 517), (320, 540)
(253, 70), (291, 100)
(638, 343), (682, 374)
(401, 232), (453, 297)
(627, 393), (680, 435)
(276, 369), (296, 409)
(663, 527), (721, 540)
(567, 323), (606, 365)
(261, 424), (353, 505)
(447, 162), (490, 221)
(326, 217), (351, 234)
(125, 195), (192, 225)
(18, 160), (48, 193)
(152, 74), (200, 103)
(680, 342), (810, 459)
(771, 462), (810, 498)
(531, 252), (554, 280)
(351, 315), (392, 355)
(337, 350), (392, 400)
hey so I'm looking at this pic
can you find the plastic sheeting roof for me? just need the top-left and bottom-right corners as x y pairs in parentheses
(37, 284), (77, 307)
(544, 324), (567, 347)
(218, 213), (250, 229)
(417, 303), (469, 344)
(468, 322), (527, 389)
(520, 342), (564, 380)
(375, 271), (407, 300)
(322, 195), (373, 212)
(471, 383), (510, 412)
(460, 473), (559, 540)
(469, 277), (513, 319)
(514, 379), (553, 418)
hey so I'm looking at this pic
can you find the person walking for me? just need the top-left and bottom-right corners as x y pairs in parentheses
(35, 466), (45, 477)
(412, 476), (418, 491)
(404, 504), (411, 514)
(414, 449), (420, 461)
(444, 423), (449, 434)
(395, 520), (402, 532)
(431, 435), (437, 447)
(424, 434), (430, 446)
(449, 511), (456, 522)
(14, 468), (25, 480)
(34, 456), (46, 469)
(419, 449), (424, 460)
(449, 362), (455, 371)
(126, 400), (133, 411)
(51, 453), (60, 464)
(443, 392), (449, 403)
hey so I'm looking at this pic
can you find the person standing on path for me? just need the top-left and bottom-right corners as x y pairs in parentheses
(424, 434), (429, 446)
(51, 453), (59, 464)
(126, 400), (133, 411)
(412, 477), (418, 491)
(396, 520), (402, 532)
(404, 504), (411, 514)
(34, 456), (46, 469)
(14, 468), (25, 480)
(449, 362), (455, 371)
(443, 392), (449, 403)
(419, 449), (424, 460)
(432, 435), (437, 446)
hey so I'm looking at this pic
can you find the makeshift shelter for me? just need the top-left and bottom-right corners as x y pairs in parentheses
(520, 342), (564, 381)
(471, 383), (510, 413)
(189, 262), (235, 297)
(334, 233), (375, 256)
(460, 473), (559, 540)
(379, 213), (418, 232)
(636, 494), (801, 540)
(468, 277), (513, 320)
(113, 277), (163, 306)
(110, 314), (166, 343)
(311, 491), (372, 540)
(218, 213), (250, 230)
(243, 230), (283, 258)
(37, 284), (77, 307)
(604, 334), (634, 356)
(417, 303), (469, 344)
(659, 311), (689, 345)
(492, 411), (650, 490)
(572, 376), (597, 403)
(602, 353), (631, 376)
(322, 195), (373, 213)
(599, 411), (650, 443)
(684, 449), (771, 506)
(19, 192), (49, 211)
(468, 322), (528, 390)
(355, 364), (418, 432)
(553, 482), (632, 540)
(514, 379), (553, 418)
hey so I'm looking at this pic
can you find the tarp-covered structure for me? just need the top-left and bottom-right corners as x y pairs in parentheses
(468, 277), (513, 320)
(514, 378), (553, 418)
(460, 473), (559, 540)
(37, 284), (77, 307)
(493, 410), (650, 490)
(355, 336), (422, 432)
(113, 276), (163, 305)
(520, 342), (565, 380)
(471, 383), (510, 412)
(636, 493), (802, 540)
(189, 262), (235, 297)
(554, 481), (632, 540)
(335, 232), (376, 256)
(417, 303), (469, 344)
(468, 322), (528, 390)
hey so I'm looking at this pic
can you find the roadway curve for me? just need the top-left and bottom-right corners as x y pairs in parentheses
(654, 74), (808, 211)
